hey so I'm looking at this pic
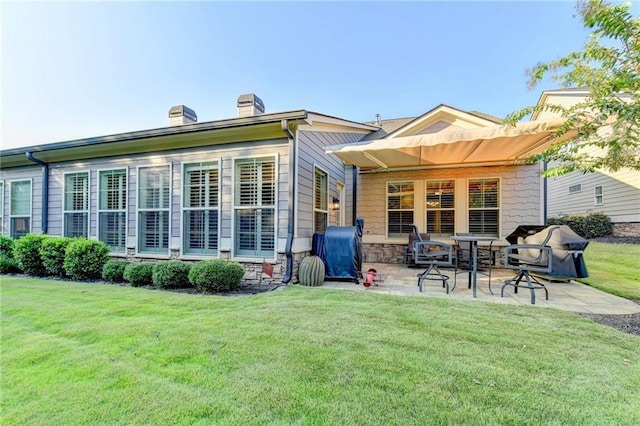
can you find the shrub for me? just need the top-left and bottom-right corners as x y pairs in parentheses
(548, 212), (612, 239)
(0, 235), (15, 258)
(123, 263), (155, 287)
(13, 234), (48, 276)
(153, 260), (192, 289)
(0, 254), (21, 274)
(188, 259), (245, 292)
(102, 260), (130, 283)
(64, 239), (110, 280)
(40, 237), (73, 277)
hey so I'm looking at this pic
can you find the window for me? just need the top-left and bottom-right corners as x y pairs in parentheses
(468, 178), (499, 236)
(10, 180), (31, 239)
(0, 182), (4, 235)
(98, 169), (127, 252)
(314, 167), (328, 233)
(234, 157), (275, 257)
(138, 165), (170, 254)
(387, 181), (414, 238)
(594, 185), (604, 205)
(426, 180), (455, 237)
(568, 184), (582, 194)
(183, 162), (219, 255)
(63, 172), (89, 238)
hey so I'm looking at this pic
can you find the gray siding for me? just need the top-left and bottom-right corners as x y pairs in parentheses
(296, 130), (366, 239)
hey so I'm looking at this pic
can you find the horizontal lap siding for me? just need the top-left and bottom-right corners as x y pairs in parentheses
(0, 166), (42, 234)
(297, 130), (367, 238)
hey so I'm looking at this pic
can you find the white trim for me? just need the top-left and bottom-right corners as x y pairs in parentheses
(336, 181), (345, 226)
(62, 170), (90, 238)
(594, 185), (604, 206)
(312, 163), (329, 233)
(385, 180), (415, 239)
(231, 153), (279, 260)
(96, 167), (128, 253)
(180, 159), (221, 257)
(466, 177), (502, 237)
(0, 181), (4, 235)
(568, 183), (582, 194)
(8, 178), (32, 238)
(135, 163), (172, 256)
(424, 178), (456, 237)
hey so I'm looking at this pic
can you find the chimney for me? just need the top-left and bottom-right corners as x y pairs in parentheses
(168, 105), (197, 126)
(237, 93), (265, 118)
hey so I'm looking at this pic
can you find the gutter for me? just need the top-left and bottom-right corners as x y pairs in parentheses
(281, 119), (296, 284)
(25, 152), (48, 234)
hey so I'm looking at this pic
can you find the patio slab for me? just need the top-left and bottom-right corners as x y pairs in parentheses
(321, 262), (640, 315)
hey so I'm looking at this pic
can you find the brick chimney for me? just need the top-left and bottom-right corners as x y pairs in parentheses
(237, 94), (265, 118)
(168, 105), (197, 126)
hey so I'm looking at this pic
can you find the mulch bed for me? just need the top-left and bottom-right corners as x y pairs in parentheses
(578, 312), (640, 337)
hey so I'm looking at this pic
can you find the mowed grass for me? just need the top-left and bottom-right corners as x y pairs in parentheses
(2, 276), (640, 425)
(579, 242), (640, 301)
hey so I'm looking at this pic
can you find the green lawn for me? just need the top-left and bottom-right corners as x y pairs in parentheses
(2, 276), (639, 425)
(579, 242), (640, 301)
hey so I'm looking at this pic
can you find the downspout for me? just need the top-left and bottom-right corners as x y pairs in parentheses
(282, 119), (295, 284)
(25, 152), (49, 234)
(543, 160), (548, 225)
(352, 165), (357, 225)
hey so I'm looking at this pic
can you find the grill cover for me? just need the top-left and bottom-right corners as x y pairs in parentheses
(315, 217), (364, 283)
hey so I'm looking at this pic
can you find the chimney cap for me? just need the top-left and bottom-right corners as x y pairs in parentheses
(168, 105), (197, 121)
(237, 93), (265, 111)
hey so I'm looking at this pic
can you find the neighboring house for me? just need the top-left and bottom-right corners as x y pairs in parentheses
(0, 94), (374, 282)
(0, 93), (579, 278)
(533, 89), (640, 237)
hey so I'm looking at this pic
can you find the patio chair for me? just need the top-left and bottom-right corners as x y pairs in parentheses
(454, 233), (495, 294)
(500, 228), (558, 304)
(403, 224), (430, 265)
(414, 241), (457, 293)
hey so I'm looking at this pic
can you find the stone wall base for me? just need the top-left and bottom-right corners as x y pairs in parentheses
(612, 222), (640, 237)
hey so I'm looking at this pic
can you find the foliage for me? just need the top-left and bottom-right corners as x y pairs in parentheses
(507, 0), (640, 175)
(13, 234), (48, 276)
(123, 263), (155, 287)
(2, 278), (640, 425)
(0, 235), (15, 258)
(102, 260), (130, 283)
(40, 237), (73, 277)
(0, 254), (21, 274)
(152, 260), (192, 289)
(188, 259), (245, 292)
(63, 239), (110, 280)
(548, 212), (612, 238)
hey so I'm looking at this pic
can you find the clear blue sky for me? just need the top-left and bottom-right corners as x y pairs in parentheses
(2, 1), (595, 150)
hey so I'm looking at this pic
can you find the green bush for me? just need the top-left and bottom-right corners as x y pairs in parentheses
(153, 260), (192, 289)
(123, 263), (155, 287)
(102, 260), (130, 283)
(188, 259), (245, 292)
(548, 212), (612, 239)
(0, 254), (21, 274)
(0, 235), (15, 259)
(64, 239), (110, 280)
(13, 234), (48, 276)
(40, 237), (73, 277)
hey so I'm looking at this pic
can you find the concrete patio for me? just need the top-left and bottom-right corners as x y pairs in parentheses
(322, 263), (640, 315)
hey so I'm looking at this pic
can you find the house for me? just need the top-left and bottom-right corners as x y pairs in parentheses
(532, 88), (640, 237)
(0, 94), (375, 282)
(0, 93), (577, 280)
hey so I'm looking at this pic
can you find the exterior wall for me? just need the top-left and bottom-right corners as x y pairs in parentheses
(295, 130), (366, 248)
(356, 164), (542, 263)
(0, 165), (42, 236)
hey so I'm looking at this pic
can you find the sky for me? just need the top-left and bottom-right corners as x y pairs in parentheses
(1, 1), (603, 150)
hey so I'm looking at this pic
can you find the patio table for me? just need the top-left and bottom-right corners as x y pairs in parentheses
(451, 235), (497, 298)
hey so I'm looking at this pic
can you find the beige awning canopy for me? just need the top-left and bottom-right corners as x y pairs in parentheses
(326, 119), (577, 170)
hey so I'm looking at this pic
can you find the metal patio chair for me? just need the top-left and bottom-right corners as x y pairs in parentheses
(414, 240), (457, 293)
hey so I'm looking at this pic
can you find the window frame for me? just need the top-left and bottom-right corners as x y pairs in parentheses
(136, 164), (172, 255)
(9, 179), (32, 239)
(568, 184), (582, 194)
(233, 155), (277, 259)
(386, 181), (415, 238)
(97, 168), (128, 253)
(467, 177), (500, 237)
(0, 181), (4, 235)
(181, 160), (220, 257)
(594, 185), (604, 206)
(313, 165), (329, 233)
(62, 171), (90, 238)
(425, 179), (455, 237)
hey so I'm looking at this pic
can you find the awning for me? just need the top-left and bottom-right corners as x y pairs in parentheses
(326, 119), (577, 170)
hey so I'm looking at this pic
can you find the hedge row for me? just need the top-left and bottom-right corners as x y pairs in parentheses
(548, 212), (612, 239)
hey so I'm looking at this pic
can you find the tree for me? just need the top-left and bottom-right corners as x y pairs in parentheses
(507, 0), (640, 176)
